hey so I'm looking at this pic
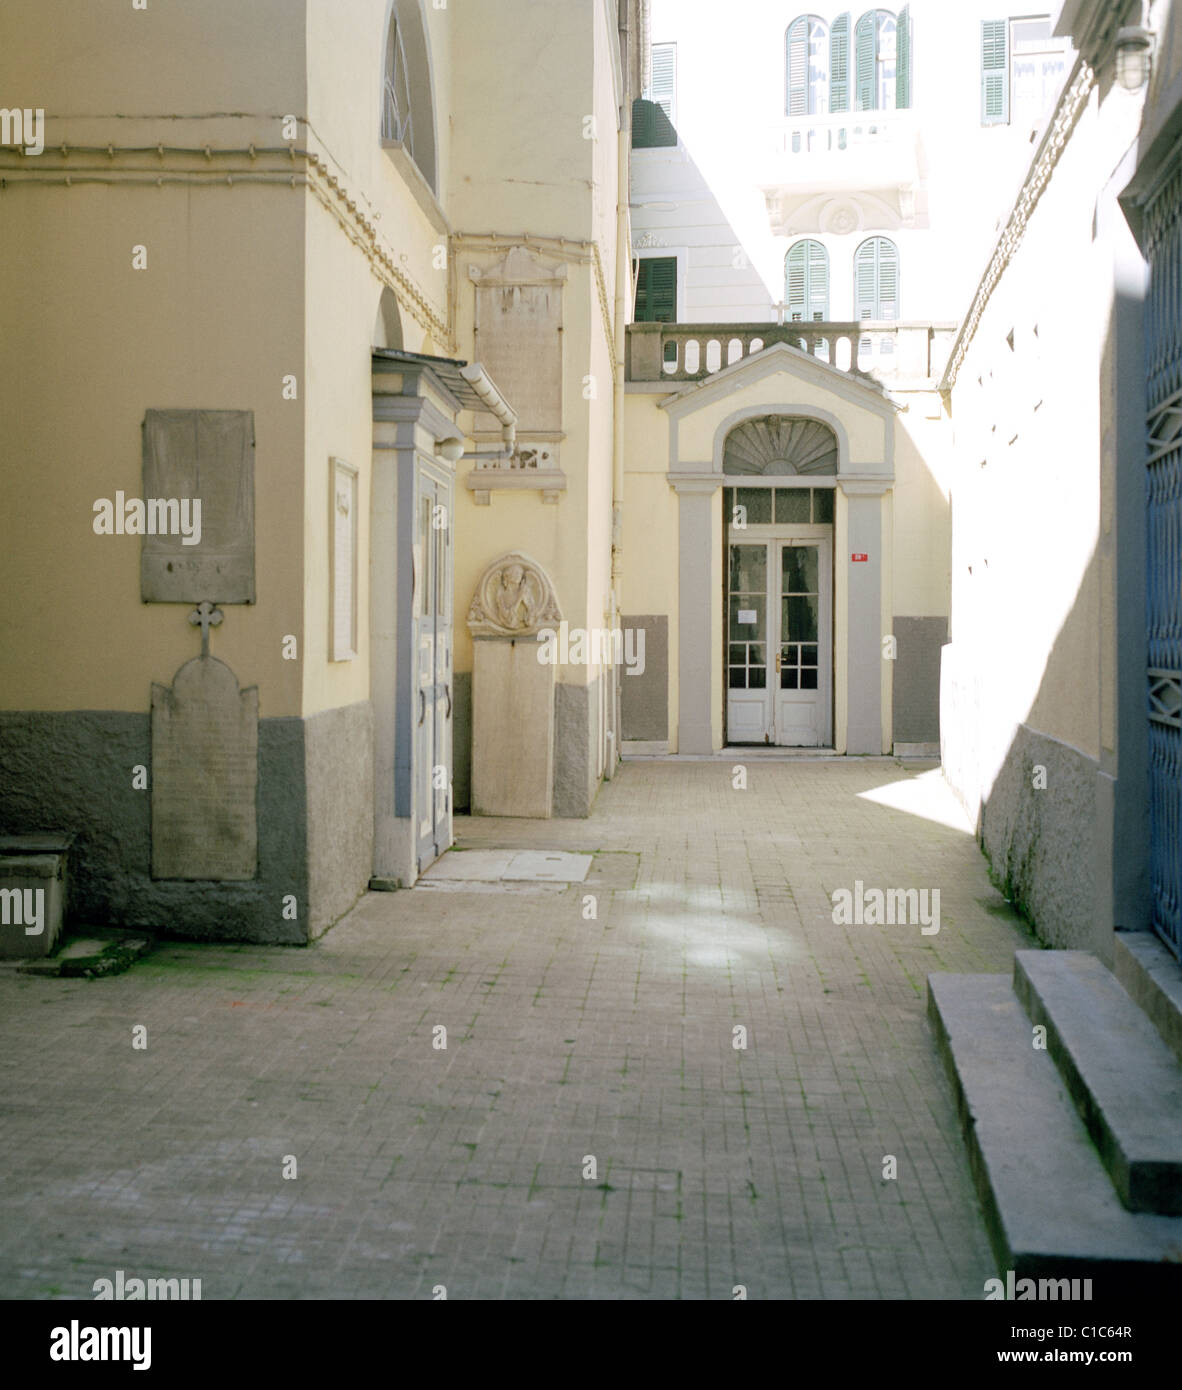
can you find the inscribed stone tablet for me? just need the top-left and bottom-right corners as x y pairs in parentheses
(141, 409), (256, 604)
(151, 656), (259, 880)
(470, 248), (565, 436)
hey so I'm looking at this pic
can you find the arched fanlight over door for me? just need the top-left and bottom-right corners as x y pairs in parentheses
(724, 416), (839, 476)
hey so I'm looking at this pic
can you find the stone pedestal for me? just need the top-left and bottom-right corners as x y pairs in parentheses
(467, 552), (562, 819)
(472, 639), (555, 817)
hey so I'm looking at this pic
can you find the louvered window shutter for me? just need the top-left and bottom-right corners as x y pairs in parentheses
(631, 98), (653, 148)
(651, 43), (677, 123)
(632, 97), (677, 148)
(855, 13), (877, 111)
(807, 240), (829, 320)
(786, 241), (829, 322)
(786, 18), (808, 116)
(854, 238), (899, 319)
(830, 14), (851, 112)
(636, 257), (677, 323)
(877, 239), (899, 318)
(896, 6), (912, 109)
(981, 20), (1009, 126)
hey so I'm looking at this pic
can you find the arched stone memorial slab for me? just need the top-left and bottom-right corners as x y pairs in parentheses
(467, 553), (561, 818)
(151, 655), (259, 880)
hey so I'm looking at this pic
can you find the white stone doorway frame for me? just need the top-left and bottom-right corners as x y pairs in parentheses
(659, 346), (898, 757)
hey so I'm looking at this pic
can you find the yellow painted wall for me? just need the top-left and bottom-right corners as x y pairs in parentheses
(0, 0), (308, 715)
(300, 0), (454, 717)
(446, 0), (595, 236)
(891, 399), (952, 619)
(0, 184), (305, 715)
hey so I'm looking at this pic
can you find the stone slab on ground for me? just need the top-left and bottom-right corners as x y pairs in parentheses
(420, 849), (592, 884)
(928, 972), (1182, 1289)
(1013, 949), (1182, 1215)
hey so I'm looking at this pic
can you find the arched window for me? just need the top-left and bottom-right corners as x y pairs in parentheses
(383, 14), (414, 147)
(854, 9), (904, 111)
(381, 1), (437, 191)
(854, 237), (900, 319)
(785, 240), (830, 322)
(786, 16), (830, 116)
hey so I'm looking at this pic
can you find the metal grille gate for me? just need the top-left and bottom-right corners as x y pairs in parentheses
(1145, 158), (1182, 960)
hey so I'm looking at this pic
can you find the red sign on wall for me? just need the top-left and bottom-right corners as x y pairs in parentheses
(851, 553), (869, 563)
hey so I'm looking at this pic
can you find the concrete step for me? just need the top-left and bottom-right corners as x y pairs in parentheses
(1113, 931), (1182, 1066)
(928, 973), (1182, 1291)
(1014, 950), (1182, 1215)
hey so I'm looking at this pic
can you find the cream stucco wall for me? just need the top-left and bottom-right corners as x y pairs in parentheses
(0, 2), (309, 716)
(0, 184), (306, 715)
(946, 74), (1146, 808)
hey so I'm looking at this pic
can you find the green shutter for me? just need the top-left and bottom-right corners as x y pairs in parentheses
(855, 12), (876, 112)
(631, 98), (677, 149)
(830, 13), (851, 112)
(877, 239), (899, 318)
(635, 257), (677, 323)
(854, 238), (899, 319)
(651, 43), (677, 122)
(785, 240), (830, 321)
(896, 5), (912, 110)
(786, 17), (808, 116)
(981, 20), (1009, 126)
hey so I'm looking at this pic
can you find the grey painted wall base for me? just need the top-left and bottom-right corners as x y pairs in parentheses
(453, 671), (472, 812)
(981, 723), (1105, 956)
(305, 702), (373, 939)
(554, 678), (600, 818)
(893, 616), (947, 745)
(620, 615), (668, 741)
(0, 706), (374, 945)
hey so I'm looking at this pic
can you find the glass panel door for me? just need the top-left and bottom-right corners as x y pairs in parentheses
(774, 539), (832, 746)
(727, 542), (772, 742)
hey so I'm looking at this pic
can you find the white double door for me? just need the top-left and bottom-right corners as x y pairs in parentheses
(727, 534), (833, 747)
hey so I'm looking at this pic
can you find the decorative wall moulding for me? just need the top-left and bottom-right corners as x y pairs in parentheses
(466, 552), (563, 638)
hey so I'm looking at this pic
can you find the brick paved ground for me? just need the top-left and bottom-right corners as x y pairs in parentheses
(0, 759), (1031, 1300)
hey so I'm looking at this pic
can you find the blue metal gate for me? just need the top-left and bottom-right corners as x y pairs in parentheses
(1145, 158), (1182, 960)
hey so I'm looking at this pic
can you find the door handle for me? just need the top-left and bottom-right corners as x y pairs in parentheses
(445, 684), (452, 717)
(418, 689), (426, 726)
(775, 652), (782, 673)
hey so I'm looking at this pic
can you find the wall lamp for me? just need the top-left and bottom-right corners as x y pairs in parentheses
(1115, 8), (1154, 92)
(435, 438), (466, 464)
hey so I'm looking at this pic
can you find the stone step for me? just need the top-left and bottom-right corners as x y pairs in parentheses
(928, 973), (1182, 1291)
(1113, 931), (1182, 1066)
(1014, 950), (1182, 1215)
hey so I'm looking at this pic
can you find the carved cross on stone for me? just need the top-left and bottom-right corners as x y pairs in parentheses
(188, 601), (223, 658)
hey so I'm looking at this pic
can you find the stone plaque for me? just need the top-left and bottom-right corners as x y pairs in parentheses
(141, 408), (256, 604)
(151, 656), (259, 880)
(470, 247), (565, 436)
(331, 458), (358, 660)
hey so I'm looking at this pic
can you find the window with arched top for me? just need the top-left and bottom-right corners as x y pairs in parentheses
(854, 237), (900, 319)
(785, 9), (911, 116)
(785, 16), (830, 116)
(853, 8), (912, 111)
(381, 1), (437, 192)
(785, 240), (830, 322)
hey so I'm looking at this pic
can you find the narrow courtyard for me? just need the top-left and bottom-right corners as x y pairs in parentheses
(0, 759), (1030, 1300)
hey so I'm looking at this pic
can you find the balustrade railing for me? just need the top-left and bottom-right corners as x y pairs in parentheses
(626, 321), (955, 385)
(770, 112), (901, 158)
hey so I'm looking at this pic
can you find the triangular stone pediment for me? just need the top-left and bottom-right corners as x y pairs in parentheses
(660, 339), (899, 423)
